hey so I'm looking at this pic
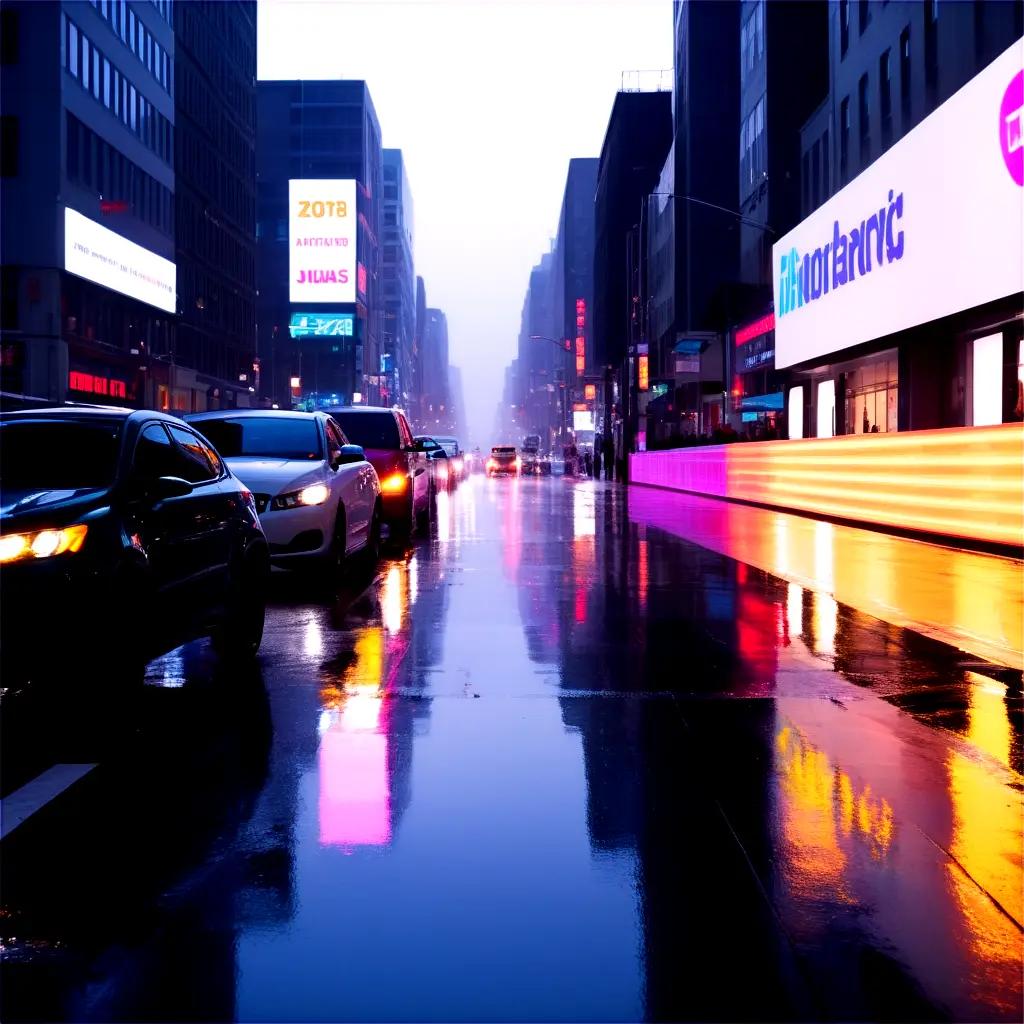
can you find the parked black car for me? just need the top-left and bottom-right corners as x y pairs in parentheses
(0, 408), (270, 691)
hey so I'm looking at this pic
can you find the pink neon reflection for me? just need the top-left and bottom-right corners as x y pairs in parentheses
(318, 696), (391, 848)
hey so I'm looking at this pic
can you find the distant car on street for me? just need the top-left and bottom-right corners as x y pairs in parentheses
(0, 408), (270, 691)
(186, 410), (381, 575)
(520, 434), (551, 476)
(487, 446), (520, 477)
(322, 406), (431, 537)
(414, 436), (454, 494)
(433, 437), (465, 484)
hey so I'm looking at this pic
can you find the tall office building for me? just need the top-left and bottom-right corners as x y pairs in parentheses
(782, 2), (1023, 439)
(594, 88), (672, 453)
(515, 250), (559, 443)
(381, 149), (415, 410)
(727, 0), (828, 435)
(801, 0), (1022, 206)
(256, 79), (383, 409)
(551, 157), (598, 428)
(1, 0), (176, 406)
(412, 274), (427, 420)
(173, 0), (257, 410)
(419, 307), (450, 429)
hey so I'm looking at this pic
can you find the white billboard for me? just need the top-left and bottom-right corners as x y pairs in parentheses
(573, 410), (595, 433)
(773, 39), (1024, 369)
(64, 208), (176, 313)
(289, 179), (357, 304)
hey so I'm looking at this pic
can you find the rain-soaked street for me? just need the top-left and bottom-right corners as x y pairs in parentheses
(1, 476), (1022, 1023)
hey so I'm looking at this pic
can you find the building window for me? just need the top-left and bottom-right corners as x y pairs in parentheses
(811, 139), (820, 209)
(840, 0), (850, 57)
(924, 0), (938, 105)
(0, 116), (18, 177)
(66, 113), (79, 179)
(822, 128), (830, 197)
(802, 150), (810, 215)
(845, 354), (899, 433)
(0, 9), (18, 64)
(858, 0), (870, 34)
(840, 96), (850, 182)
(858, 73), (870, 166)
(900, 26), (911, 126)
(879, 49), (892, 148)
(68, 20), (78, 75)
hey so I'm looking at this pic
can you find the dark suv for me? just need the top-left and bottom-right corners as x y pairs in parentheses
(0, 408), (270, 690)
(323, 406), (430, 535)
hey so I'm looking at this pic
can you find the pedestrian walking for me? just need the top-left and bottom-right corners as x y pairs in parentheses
(602, 436), (614, 480)
(594, 447), (602, 479)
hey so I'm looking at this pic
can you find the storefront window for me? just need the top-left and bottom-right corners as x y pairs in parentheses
(788, 386), (804, 439)
(817, 380), (836, 437)
(971, 333), (1002, 426)
(844, 352), (898, 433)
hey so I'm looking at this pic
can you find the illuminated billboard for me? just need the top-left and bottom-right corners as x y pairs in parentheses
(289, 179), (357, 304)
(289, 312), (355, 339)
(573, 410), (595, 433)
(64, 208), (176, 312)
(773, 40), (1023, 369)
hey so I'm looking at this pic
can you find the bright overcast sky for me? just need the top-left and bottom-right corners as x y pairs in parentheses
(259, 0), (673, 443)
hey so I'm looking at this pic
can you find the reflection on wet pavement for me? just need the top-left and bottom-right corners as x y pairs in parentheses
(1, 476), (1021, 1023)
(628, 487), (1024, 669)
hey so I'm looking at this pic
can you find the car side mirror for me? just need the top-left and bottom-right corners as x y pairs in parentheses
(129, 475), (194, 502)
(154, 475), (194, 499)
(334, 444), (365, 467)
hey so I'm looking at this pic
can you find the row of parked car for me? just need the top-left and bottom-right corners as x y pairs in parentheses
(0, 403), (465, 694)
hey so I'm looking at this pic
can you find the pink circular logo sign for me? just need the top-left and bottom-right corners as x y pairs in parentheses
(1000, 69), (1024, 186)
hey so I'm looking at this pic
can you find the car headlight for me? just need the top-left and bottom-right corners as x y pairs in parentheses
(272, 483), (330, 510)
(380, 472), (408, 494)
(0, 524), (88, 564)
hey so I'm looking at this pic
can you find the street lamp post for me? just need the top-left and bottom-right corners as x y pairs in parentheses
(529, 335), (572, 443)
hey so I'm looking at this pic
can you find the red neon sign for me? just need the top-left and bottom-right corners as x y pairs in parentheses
(735, 312), (775, 346)
(576, 336), (585, 357)
(576, 298), (586, 315)
(576, 355), (585, 374)
(69, 371), (127, 398)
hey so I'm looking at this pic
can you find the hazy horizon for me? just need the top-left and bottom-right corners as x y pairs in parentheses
(259, 0), (673, 443)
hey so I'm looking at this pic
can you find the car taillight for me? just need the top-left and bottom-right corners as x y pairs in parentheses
(380, 471), (408, 494)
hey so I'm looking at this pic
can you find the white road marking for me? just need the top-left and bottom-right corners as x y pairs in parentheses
(0, 763), (97, 840)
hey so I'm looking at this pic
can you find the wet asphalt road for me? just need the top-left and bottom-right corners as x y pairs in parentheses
(1, 475), (1021, 1023)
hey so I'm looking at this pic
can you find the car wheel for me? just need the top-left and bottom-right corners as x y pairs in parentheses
(327, 506), (348, 576)
(416, 491), (430, 530)
(215, 547), (268, 662)
(364, 501), (382, 564)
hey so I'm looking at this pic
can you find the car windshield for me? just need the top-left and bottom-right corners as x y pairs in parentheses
(0, 418), (123, 491)
(436, 439), (459, 457)
(330, 412), (400, 450)
(194, 417), (322, 460)
(493, 448), (516, 456)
